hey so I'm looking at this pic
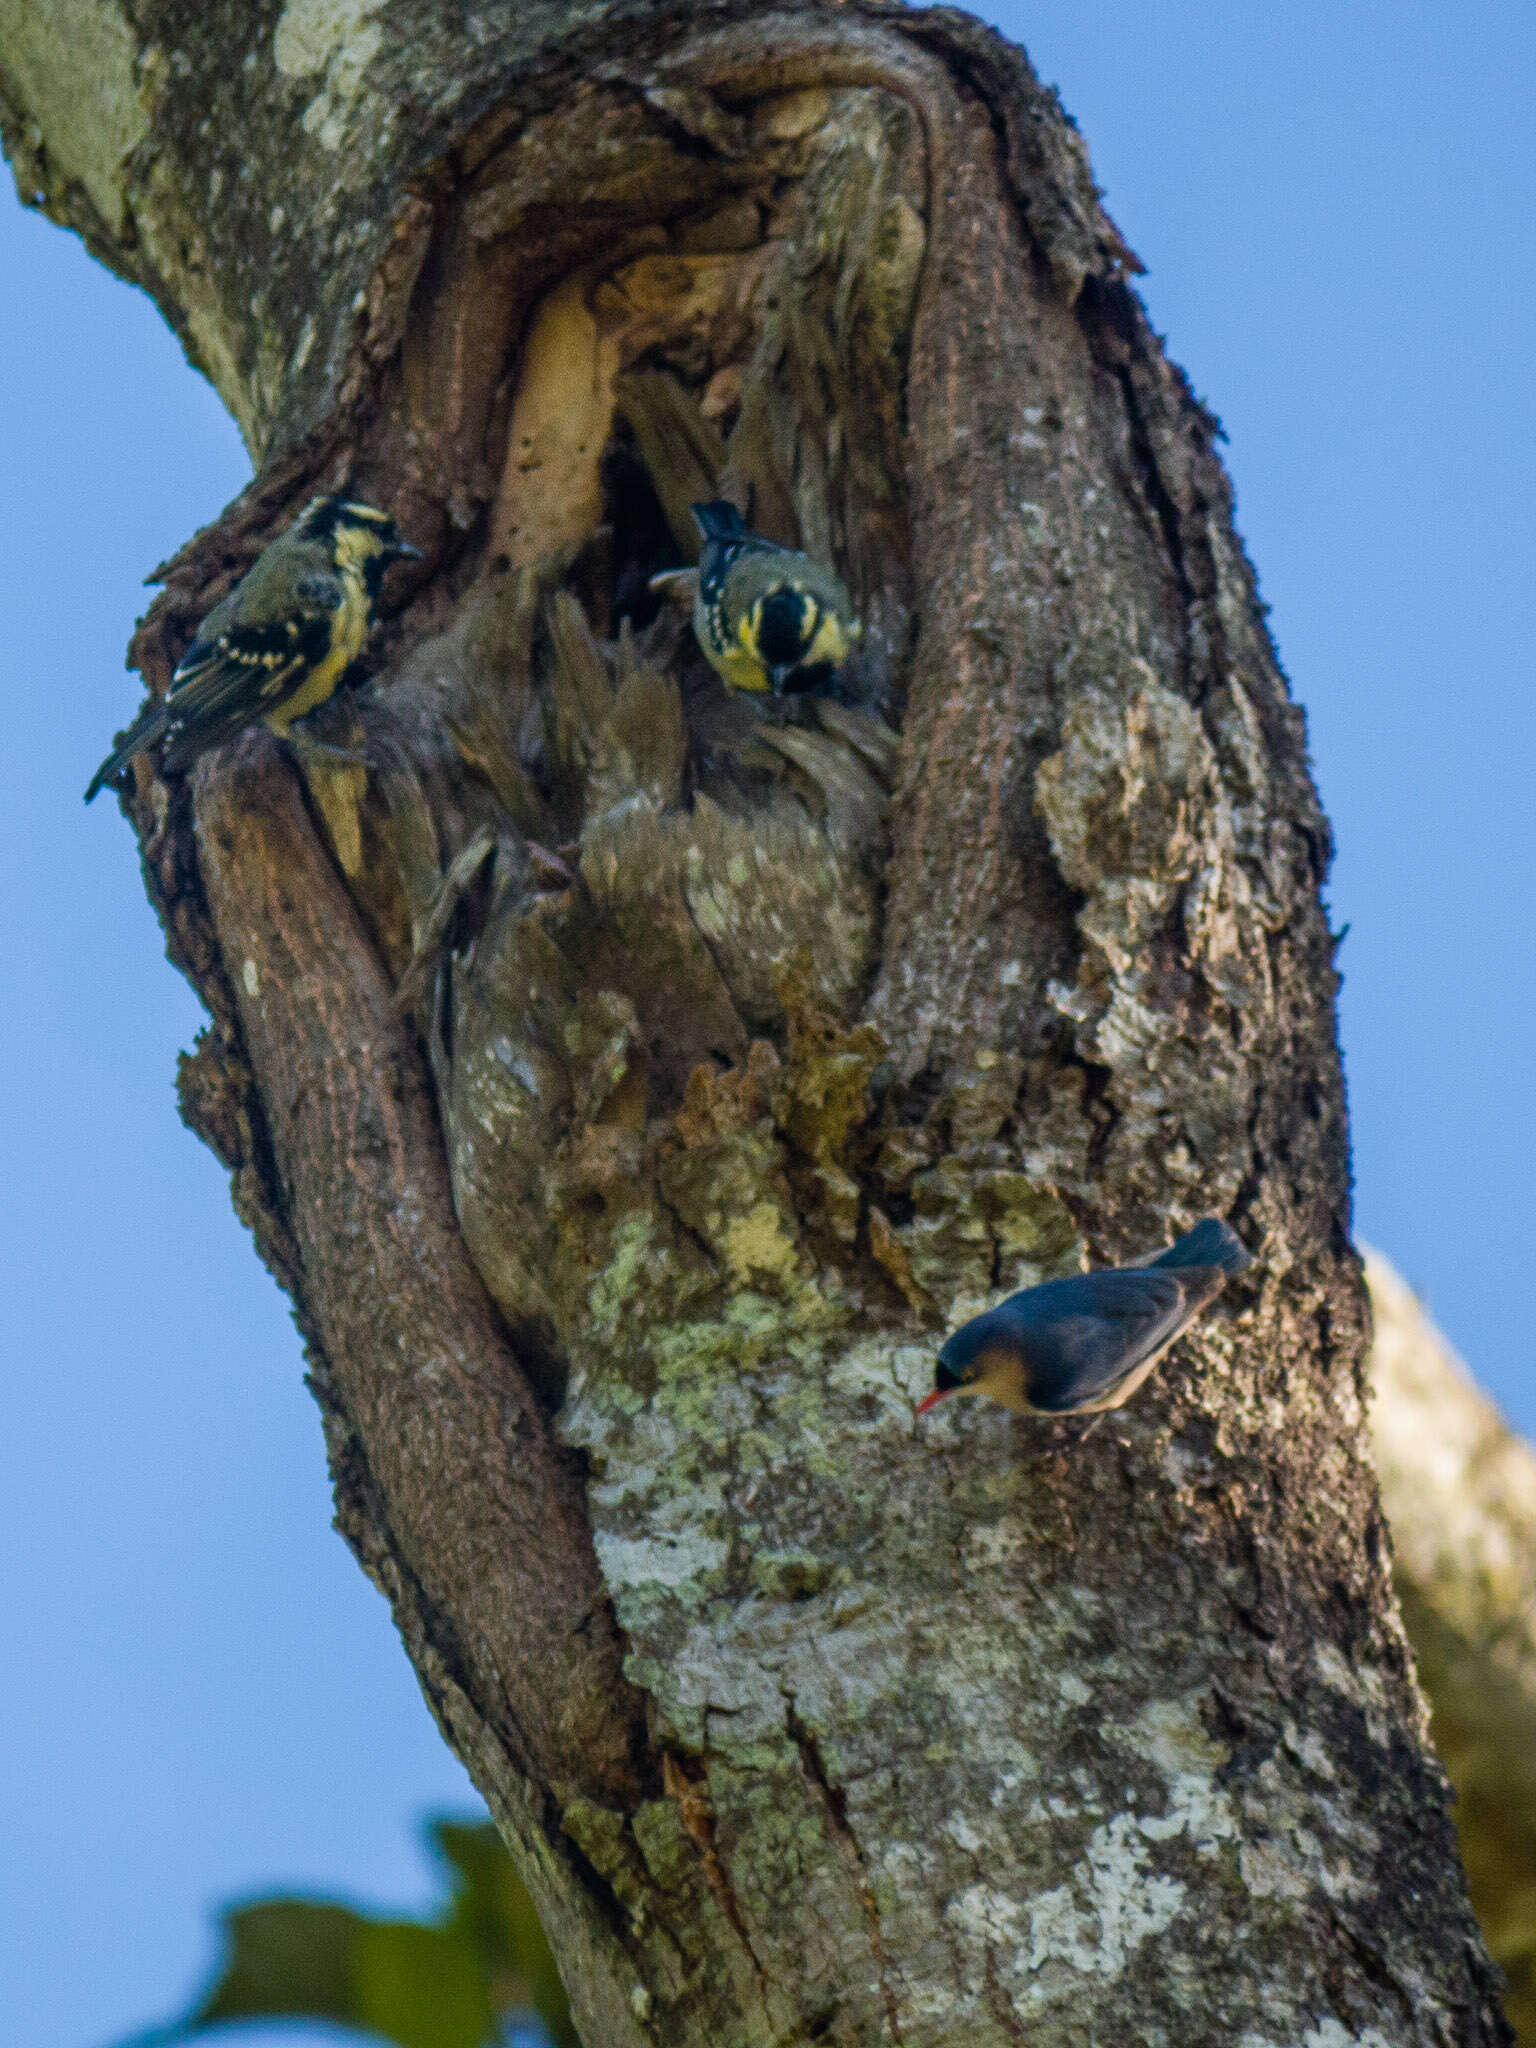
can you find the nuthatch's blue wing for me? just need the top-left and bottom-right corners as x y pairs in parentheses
(999, 1269), (1191, 1412)
(918, 1216), (1250, 1420)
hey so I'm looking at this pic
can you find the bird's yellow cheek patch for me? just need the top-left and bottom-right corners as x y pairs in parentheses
(806, 611), (850, 668)
(331, 523), (389, 574)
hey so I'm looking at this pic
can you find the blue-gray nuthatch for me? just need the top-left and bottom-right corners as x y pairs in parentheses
(916, 1218), (1251, 1419)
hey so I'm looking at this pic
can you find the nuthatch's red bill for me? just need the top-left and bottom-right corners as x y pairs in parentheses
(915, 1218), (1251, 1420)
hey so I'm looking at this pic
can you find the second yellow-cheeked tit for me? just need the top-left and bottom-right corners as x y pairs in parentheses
(689, 499), (860, 696)
(916, 1218), (1252, 1420)
(84, 496), (419, 803)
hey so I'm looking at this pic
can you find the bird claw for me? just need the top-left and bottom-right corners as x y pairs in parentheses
(1029, 1415), (1101, 1462)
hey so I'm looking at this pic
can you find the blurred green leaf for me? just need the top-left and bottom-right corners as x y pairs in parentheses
(112, 1815), (578, 2048)
(351, 1917), (489, 2048)
(198, 1900), (357, 2026)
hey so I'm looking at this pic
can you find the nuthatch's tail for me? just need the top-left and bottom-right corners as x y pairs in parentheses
(1153, 1217), (1252, 1275)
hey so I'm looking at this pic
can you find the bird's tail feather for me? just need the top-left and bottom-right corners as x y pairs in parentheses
(1153, 1217), (1251, 1275)
(84, 700), (169, 804)
(691, 499), (747, 543)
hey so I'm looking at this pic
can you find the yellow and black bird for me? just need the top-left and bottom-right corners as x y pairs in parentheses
(686, 499), (859, 697)
(84, 495), (419, 803)
(916, 1219), (1252, 1420)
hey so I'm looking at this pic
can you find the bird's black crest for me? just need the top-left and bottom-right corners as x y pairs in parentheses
(294, 495), (358, 540)
(293, 494), (407, 548)
(691, 500), (748, 545)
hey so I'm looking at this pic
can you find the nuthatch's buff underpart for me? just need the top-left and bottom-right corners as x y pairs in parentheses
(916, 1218), (1252, 1420)
(686, 499), (860, 697)
(85, 496), (419, 803)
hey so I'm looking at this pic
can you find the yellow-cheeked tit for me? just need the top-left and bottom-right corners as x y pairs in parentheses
(85, 495), (419, 803)
(917, 1219), (1251, 1420)
(688, 500), (860, 696)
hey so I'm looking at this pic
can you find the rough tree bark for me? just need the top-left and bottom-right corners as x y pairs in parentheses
(5, 2), (1511, 2041)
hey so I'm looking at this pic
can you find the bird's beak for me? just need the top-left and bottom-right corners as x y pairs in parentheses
(391, 540), (424, 562)
(914, 1387), (951, 1419)
(769, 664), (794, 695)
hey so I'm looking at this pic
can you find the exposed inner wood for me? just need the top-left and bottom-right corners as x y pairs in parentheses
(248, 84), (931, 1388)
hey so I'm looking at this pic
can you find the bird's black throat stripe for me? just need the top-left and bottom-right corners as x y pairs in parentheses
(754, 586), (814, 669)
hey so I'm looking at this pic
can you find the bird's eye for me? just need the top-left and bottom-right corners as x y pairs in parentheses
(933, 1353), (963, 1394)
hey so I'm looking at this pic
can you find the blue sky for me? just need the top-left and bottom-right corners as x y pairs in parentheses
(2, 6), (1532, 2045)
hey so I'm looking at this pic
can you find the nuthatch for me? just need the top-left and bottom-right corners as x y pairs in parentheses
(916, 1218), (1251, 1419)
(85, 496), (419, 802)
(684, 499), (859, 696)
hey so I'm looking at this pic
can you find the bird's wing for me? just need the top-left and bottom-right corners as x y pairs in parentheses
(1022, 1269), (1190, 1412)
(160, 571), (343, 762)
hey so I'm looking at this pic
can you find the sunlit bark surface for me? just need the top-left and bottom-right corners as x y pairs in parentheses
(3, 2), (1511, 2039)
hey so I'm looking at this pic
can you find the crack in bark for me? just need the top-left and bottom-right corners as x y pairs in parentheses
(981, 1951), (1028, 2047)
(651, 1174), (727, 1282)
(662, 1750), (768, 1980)
(1084, 291), (1199, 650)
(1324, 1899), (1427, 2038)
(784, 1698), (905, 2045)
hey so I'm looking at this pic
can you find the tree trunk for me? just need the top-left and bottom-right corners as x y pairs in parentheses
(5, 3), (1510, 2040)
